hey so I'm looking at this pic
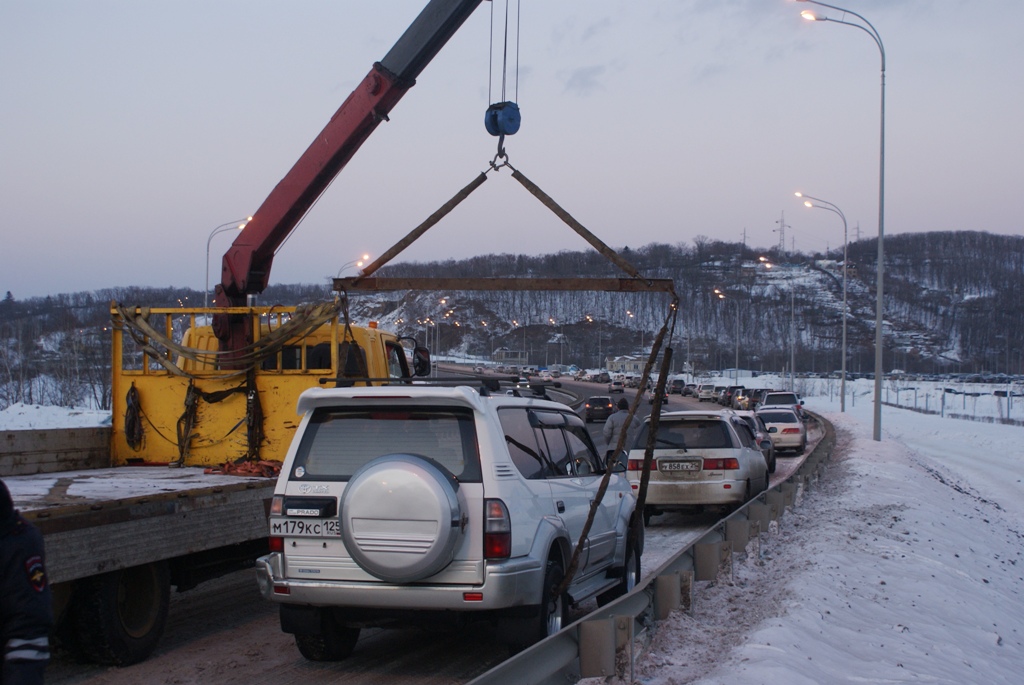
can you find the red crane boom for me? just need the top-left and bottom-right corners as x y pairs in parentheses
(214, 0), (484, 354)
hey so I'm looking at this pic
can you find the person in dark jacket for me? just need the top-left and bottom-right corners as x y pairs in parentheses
(0, 479), (52, 684)
(602, 397), (633, 460)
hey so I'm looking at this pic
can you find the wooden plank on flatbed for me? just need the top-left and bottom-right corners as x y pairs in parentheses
(1, 428), (110, 475)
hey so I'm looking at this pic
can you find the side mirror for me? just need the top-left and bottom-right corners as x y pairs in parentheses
(768, 426), (778, 434)
(413, 346), (431, 377)
(760, 440), (773, 451)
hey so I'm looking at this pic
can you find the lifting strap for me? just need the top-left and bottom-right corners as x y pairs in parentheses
(555, 303), (679, 597)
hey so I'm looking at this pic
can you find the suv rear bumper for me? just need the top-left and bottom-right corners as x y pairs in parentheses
(255, 552), (545, 611)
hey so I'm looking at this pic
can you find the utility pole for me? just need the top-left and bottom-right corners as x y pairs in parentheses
(790, 289), (796, 391)
(774, 211), (789, 256)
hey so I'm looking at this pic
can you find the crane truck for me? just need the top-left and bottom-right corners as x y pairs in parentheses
(2, 0), (486, 665)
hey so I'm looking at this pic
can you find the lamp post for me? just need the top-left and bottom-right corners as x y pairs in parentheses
(205, 218), (251, 308)
(798, 0), (885, 439)
(796, 192), (848, 411)
(626, 310), (645, 356)
(714, 289), (740, 380)
(481, 320), (492, 361)
(586, 315), (604, 370)
(336, 253), (370, 277)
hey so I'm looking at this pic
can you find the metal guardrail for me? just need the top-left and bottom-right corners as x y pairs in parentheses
(467, 412), (835, 685)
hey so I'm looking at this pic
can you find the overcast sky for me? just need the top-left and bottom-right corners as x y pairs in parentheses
(2, 1), (1022, 299)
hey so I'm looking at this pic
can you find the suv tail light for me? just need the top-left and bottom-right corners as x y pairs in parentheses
(626, 458), (646, 472)
(483, 499), (511, 559)
(703, 457), (740, 470)
(268, 495), (284, 552)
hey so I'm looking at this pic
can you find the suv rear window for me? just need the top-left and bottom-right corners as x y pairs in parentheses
(635, 419), (735, 450)
(292, 406), (482, 482)
(764, 393), (798, 404)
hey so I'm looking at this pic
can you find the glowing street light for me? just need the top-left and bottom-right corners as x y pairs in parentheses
(714, 289), (740, 379)
(205, 217), (251, 308)
(797, 0), (886, 440)
(336, 253), (370, 277)
(796, 191), (849, 411)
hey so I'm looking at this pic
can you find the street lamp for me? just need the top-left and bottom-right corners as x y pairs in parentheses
(586, 314), (605, 370)
(797, 0), (886, 439)
(796, 191), (848, 412)
(336, 253), (370, 277)
(758, 257), (792, 383)
(714, 289), (740, 380)
(626, 310), (645, 355)
(205, 217), (251, 308)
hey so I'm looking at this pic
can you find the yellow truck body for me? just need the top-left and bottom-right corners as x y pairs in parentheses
(110, 305), (415, 467)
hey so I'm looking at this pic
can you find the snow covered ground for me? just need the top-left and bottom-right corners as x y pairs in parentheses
(624, 394), (1023, 685)
(0, 402), (110, 429)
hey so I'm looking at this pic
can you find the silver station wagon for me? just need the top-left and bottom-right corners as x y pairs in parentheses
(625, 410), (769, 525)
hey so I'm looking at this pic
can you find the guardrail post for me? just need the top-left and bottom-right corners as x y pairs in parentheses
(579, 618), (616, 678)
(748, 501), (771, 536)
(614, 614), (635, 682)
(780, 482), (797, 509)
(725, 518), (751, 555)
(766, 490), (786, 520)
(680, 569), (694, 613)
(654, 573), (681, 620)
(694, 540), (722, 581)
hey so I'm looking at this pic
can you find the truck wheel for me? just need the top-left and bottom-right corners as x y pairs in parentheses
(72, 561), (170, 665)
(597, 537), (641, 606)
(294, 613), (360, 662)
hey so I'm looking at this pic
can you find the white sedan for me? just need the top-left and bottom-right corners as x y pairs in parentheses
(757, 407), (807, 454)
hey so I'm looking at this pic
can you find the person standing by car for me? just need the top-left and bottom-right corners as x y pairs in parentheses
(603, 398), (633, 460)
(1, 479), (52, 685)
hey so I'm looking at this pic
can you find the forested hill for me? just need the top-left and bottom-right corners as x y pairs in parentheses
(2, 230), (1021, 409)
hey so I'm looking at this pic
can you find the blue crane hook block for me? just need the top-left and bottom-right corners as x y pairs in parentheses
(484, 101), (521, 137)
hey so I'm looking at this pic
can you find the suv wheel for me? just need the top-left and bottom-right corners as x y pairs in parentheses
(294, 619), (359, 662)
(505, 557), (567, 653)
(541, 558), (567, 639)
(597, 537), (641, 606)
(643, 505), (658, 526)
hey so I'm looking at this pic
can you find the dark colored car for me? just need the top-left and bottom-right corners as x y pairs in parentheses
(720, 385), (745, 407)
(584, 395), (616, 422)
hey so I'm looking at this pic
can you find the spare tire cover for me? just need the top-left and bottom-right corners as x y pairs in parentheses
(340, 453), (464, 583)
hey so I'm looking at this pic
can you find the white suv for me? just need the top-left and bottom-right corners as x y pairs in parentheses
(255, 384), (641, 660)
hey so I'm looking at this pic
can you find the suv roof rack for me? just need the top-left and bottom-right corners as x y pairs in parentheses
(317, 374), (561, 397)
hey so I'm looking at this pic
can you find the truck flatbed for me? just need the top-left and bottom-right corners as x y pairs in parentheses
(5, 466), (276, 585)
